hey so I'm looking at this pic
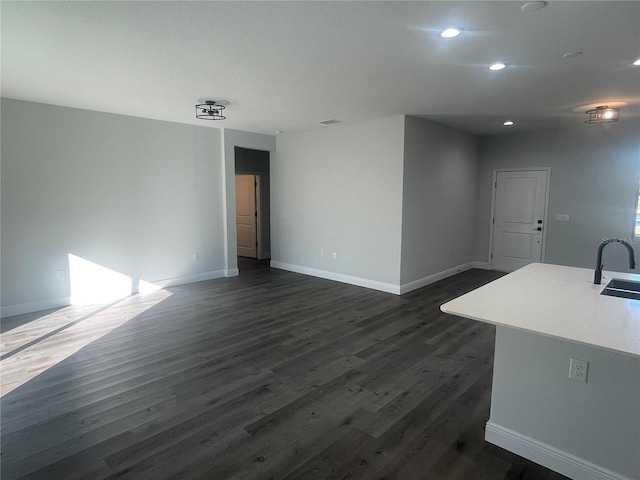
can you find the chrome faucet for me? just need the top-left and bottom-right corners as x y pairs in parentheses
(594, 238), (636, 284)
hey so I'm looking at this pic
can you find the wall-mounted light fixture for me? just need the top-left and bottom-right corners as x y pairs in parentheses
(584, 105), (619, 124)
(196, 100), (226, 121)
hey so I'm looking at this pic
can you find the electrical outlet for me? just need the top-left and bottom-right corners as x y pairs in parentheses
(193, 253), (199, 261)
(332, 252), (337, 259)
(569, 358), (588, 383)
(320, 250), (325, 257)
(56, 270), (66, 280)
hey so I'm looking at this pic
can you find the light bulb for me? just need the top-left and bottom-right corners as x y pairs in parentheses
(440, 28), (462, 38)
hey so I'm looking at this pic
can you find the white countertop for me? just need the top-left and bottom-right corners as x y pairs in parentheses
(441, 263), (640, 357)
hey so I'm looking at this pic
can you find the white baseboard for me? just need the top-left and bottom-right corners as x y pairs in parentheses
(1, 296), (71, 319)
(270, 261), (401, 294)
(144, 270), (228, 288)
(225, 268), (239, 277)
(472, 261), (491, 270)
(0, 270), (228, 319)
(485, 422), (632, 480)
(399, 262), (475, 294)
(270, 261), (485, 296)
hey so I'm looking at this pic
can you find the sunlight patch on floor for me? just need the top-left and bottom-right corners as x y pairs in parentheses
(1, 289), (171, 397)
(1, 255), (173, 397)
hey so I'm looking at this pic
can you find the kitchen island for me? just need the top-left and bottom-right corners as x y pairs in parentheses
(441, 263), (640, 480)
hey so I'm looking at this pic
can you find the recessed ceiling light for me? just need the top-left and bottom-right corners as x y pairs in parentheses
(489, 62), (507, 71)
(633, 59), (640, 66)
(521, 1), (547, 13)
(320, 119), (342, 125)
(562, 51), (582, 59)
(503, 121), (514, 126)
(440, 27), (463, 38)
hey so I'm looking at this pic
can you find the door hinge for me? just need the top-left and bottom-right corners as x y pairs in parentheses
(491, 252), (493, 259)
(255, 242), (258, 247)
(494, 181), (497, 188)
(492, 218), (495, 224)
(255, 211), (258, 217)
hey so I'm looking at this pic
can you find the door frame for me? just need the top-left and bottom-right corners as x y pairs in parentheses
(223, 134), (275, 277)
(488, 167), (551, 270)
(254, 174), (263, 259)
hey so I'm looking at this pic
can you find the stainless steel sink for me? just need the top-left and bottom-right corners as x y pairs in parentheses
(600, 278), (640, 300)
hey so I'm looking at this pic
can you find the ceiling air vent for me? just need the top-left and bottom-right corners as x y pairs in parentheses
(320, 119), (342, 125)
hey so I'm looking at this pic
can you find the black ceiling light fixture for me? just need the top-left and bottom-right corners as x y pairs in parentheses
(195, 100), (226, 121)
(584, 105), (619, 124)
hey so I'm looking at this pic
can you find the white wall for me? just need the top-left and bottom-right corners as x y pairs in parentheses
(400, 116), (480, 289)
(1, 99), (225, 316)
(475, 122), (640, 272)
(7, 100), (636, 314)
(271, 116), (405, 292)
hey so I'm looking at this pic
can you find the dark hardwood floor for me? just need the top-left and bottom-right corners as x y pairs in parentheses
(1, 267), (569, 480)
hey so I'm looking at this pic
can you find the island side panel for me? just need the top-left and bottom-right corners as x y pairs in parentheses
(487, 326), (640, 480)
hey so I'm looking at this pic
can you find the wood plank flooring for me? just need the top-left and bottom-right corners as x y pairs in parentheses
(1, 265), (570, 480)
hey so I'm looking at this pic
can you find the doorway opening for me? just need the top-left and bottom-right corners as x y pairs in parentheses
(234, 147), (270, 274)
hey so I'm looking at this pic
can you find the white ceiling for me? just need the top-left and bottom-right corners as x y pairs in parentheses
(2, 1), (639, 136)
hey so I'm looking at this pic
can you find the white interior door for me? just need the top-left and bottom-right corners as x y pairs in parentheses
(491, 170), (548, 272)
(235, 174), (257, 258)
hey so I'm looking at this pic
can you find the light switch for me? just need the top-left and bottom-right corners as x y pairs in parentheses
(555, 214), (570, 222)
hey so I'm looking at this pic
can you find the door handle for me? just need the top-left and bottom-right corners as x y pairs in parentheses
(532, 227), (542, 231)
